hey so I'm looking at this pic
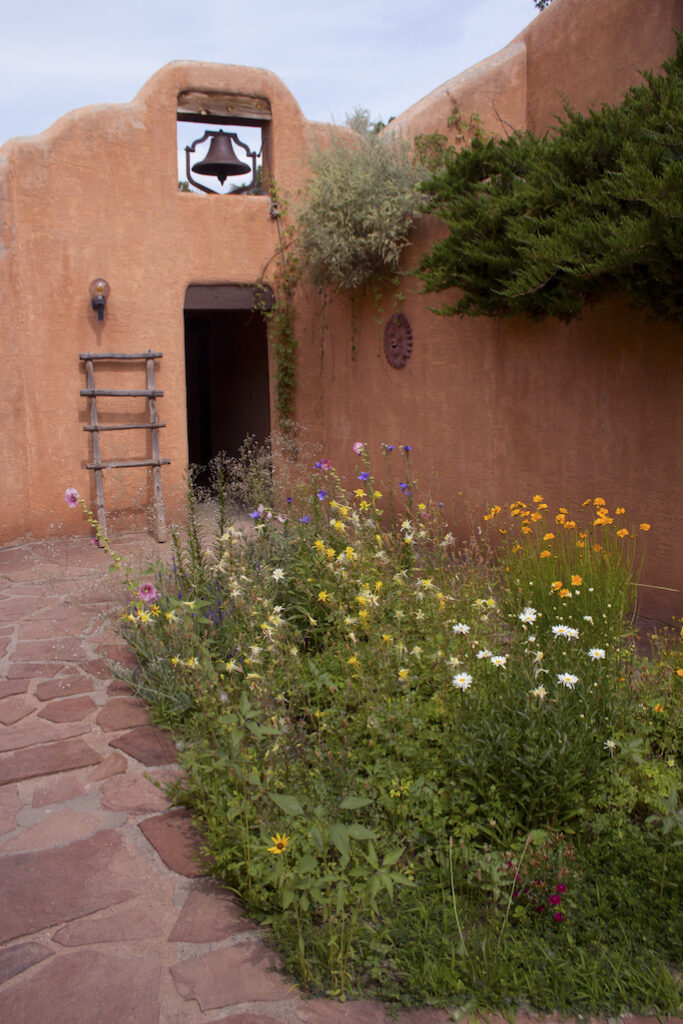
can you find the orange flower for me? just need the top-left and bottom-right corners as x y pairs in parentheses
(563, 520), (577, 530)
(533, 494), (544, 503)
(615, 507), (626, 515)
(571, 574), (583, 586)
(593, 497), (606, 506)
(576, 541), (585, 549)
(540, 550), (551, 559)
(617, 528), (629, 538)
(560, 588), (571, 598)
(521, 525), (532, 535)
(593, 544), (602, 552)
(639, 523), (651, 531)
(551, 581), (563, 591)
(543, 532), (555, 541)
(530, 512), (542, 522)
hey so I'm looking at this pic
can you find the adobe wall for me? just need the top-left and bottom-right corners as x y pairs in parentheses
(292, 0), (683, 618)
(1, 0), (680, 616)
(0, 61), (329, 543)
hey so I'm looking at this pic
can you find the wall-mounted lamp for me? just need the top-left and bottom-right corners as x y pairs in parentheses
(89, 278), (110, 321)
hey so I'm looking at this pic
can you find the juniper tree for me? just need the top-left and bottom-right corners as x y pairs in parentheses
(417, 36), (683, 324)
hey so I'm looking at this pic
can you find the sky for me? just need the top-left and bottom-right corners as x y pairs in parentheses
(0, 0), (539, 150)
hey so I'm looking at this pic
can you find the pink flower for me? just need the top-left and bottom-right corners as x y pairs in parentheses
(137, 583), (158, 603)
(352, 442), (365, 455)
(549, 894), (562, 905)
(553, 911), (566, 923)
(65, 488), (80, 508)
(556, 883), (567, 894)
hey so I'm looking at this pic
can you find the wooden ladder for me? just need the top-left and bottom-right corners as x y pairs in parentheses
(79, 351), (170, 543)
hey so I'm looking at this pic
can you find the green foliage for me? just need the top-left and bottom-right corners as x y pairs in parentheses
(297, 110), (423, 291)
(417, 37), (683, 324)
(101, 450), (682, 1013)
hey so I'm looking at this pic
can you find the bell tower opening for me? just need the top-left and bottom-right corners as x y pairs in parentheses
(184, 285), (272, 489)
(176, 91), (271, 195)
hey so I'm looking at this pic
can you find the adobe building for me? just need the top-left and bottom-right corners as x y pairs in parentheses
(0, 0), (681, 617)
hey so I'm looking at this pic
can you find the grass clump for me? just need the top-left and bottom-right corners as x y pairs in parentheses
(108, 446), (682, 1014)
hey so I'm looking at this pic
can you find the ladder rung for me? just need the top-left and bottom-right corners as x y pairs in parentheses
(83, 423), (166, 432)
(80, 352), (163, 360)
(87, 458), (171, 470)
(80, 388), (164, 397)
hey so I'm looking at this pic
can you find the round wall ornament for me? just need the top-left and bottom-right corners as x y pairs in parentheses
(383, 312), (413, 369)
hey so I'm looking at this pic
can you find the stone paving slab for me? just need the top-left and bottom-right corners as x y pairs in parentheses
(0, 737), (103, 784)
(0, 829), (147, 942)
(0, 949), (162, 1024)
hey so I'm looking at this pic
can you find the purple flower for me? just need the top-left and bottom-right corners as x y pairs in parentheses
(299, 515), (311, 524)
(286, 496), (293, 504)
(314, 461), (323, 469)
(65, 488), (80, 508)
(358, 472), (370, 482)
(556, 883), (567, 894)
(553, 911), (566, 923)
(402, 445), (412, 453)
(383, 444), (395, 452)
(249, 510), (261, 520)
(320, 458), (331, 471)
(137, 582), (158, 603)
(317, 490), (327, 502)
(549, 894), (562, 906)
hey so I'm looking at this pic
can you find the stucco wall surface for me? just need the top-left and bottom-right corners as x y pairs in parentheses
(293, 0), (683, 618)
(0, 61), (321, 542)
(0, 0), (681, 616)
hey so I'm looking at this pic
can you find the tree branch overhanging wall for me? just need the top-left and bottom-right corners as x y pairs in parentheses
(417, 36), (683, 325)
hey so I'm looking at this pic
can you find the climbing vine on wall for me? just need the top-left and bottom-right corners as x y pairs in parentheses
(257, 184), (300, 431)
(417, 36), (683, 325)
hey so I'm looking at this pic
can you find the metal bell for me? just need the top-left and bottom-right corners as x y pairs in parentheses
(191, 131), (251, 184)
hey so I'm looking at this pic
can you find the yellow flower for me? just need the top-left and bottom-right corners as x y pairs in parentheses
(551, 581), (563, 591)
(639, 523), (651, 531)
(617, 528), (629, 538)
(267, 833), (290, 855)
(326, 547), (335, 559)
(615, 507), (626, 515)
(555, 513), (566, 524)
(560, 588), (571, 598)
(512, 544), (522, 553)
(373, 490), (382, 499)
(358, 609), (369, 621)
(537, 503), (548, 511)
(499, 528), (507, 535)
(543, 533), (555, 541)
(521, 526), (532, 535)
(398, 668), (409, 680)
(593, 497), (606, 507)
(381, 633), (393, 645)
(318, 591), (329, 603)
(355, 488), (366, 498)
(540, 550), (551, 559)
(571, 574), (583, 586)
(530, 512), (542, 522)
(676, 668), (683, 678)
(563, 519), (577, 530)
(348, 655), (358, 666)
(533, 494), (544, 503)
(314, 539), (326, 553)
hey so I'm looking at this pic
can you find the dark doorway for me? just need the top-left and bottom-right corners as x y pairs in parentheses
(184, 287), (271, 487)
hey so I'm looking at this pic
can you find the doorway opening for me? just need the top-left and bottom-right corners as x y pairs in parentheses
(184, 285), (272, 492)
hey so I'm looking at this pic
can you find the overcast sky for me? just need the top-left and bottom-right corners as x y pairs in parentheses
(0, 0), (539, 149)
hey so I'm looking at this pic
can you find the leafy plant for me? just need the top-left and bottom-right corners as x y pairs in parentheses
(297, 109), (423, 291)
(417, 36), (683, 324)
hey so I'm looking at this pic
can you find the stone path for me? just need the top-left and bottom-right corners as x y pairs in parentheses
(0, 532), (679, 1024)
